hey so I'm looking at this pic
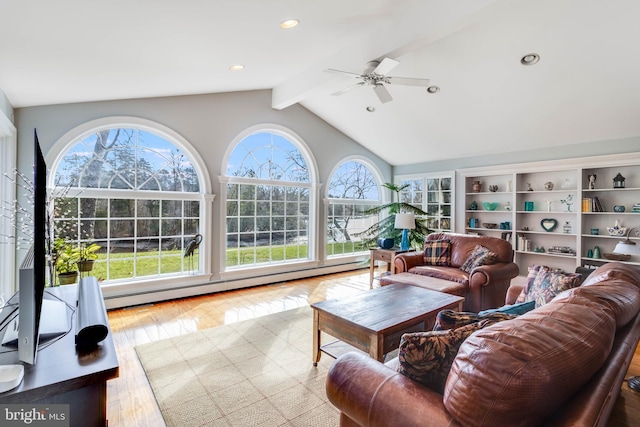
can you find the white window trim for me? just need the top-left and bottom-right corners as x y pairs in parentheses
(219, 124), (320, 275)
(48, 117), (214, 296)
(0, 113), (16, 300)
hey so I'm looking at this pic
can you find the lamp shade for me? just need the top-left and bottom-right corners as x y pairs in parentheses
(613, 241), (639, 255)
(394, 212), (416, 230)
(613, 226), (640, 255)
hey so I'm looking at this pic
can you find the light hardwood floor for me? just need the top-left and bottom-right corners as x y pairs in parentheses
(105, 268), (640, 426)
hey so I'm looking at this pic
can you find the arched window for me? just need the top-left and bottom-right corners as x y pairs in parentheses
(52, 124), (204, 282)
(327, 159), (381, 257)
(224, 129), (313, 268)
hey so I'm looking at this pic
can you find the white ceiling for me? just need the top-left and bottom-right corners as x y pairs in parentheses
(2, 0), (640, 166)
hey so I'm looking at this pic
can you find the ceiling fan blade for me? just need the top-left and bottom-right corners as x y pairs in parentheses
(373, 84), (393, 103)
(325, 69), (363, 79)
(372, 58), (399, 76)
(332, 82), (365, 96)
(387, 76), (430, 87)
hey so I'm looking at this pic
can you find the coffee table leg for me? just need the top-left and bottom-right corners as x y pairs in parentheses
(312, 309), (321, 366)
(370, 334), (385, 362)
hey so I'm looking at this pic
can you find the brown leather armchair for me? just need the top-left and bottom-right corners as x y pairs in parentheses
(388, 233), (519, 312)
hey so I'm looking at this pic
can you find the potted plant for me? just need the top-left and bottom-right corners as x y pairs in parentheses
(53, 239), (79, 285)
(355, 182), (431, 249)
(74, 242), (101, 272)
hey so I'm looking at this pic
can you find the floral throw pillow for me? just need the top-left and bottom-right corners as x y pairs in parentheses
(424, 239), (452, 266)
(398, 316), (511, 393)
(516, 265), (582, 308)
(460, 244), (498, 273)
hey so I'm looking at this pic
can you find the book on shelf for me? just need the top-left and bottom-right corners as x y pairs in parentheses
(582, 197), (605, 212)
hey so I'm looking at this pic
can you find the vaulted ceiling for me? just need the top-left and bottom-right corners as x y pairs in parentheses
(2, 0), (640, 165)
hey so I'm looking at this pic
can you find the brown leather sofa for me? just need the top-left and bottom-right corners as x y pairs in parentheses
(381, 232), (519, 312)
(326, 262), (640, 427)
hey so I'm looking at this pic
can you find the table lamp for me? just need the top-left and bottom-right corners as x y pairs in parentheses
(613, 226), (640, 255)
(394, 212), (415, 251)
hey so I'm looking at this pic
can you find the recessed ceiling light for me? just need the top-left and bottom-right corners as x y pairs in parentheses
(366, 106), (375, 112)
(280, 19), (299, 29)
(229, 64), (245, 71)
(426, 86), (440, 94)
(521, 53), (540, 65)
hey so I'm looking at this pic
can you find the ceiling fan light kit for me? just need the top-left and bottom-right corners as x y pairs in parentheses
(327, 57), (431, 104)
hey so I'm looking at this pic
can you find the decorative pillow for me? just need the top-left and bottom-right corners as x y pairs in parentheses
(398, 322), (486, 393)
(424, 239), (452, 266)
(478, 301), (536, 316)
(515, 265), (582, 308)
(460, 244), (498, 273)
(398, 315), (513, 393)
(433, 309), (517, 331)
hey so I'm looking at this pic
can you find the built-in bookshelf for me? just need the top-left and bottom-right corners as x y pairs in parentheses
(458, 152), (640, 275)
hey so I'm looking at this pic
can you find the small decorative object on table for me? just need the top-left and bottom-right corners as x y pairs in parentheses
(561, 178), (572, 190)
(588, 174), (596, 189)
(489, 185), (498, 192)
(526, 183), (533, 191)
(613, 173), (626, 189)
(504, 200), (511, 211)
(482, 223), (498, 229)
(563, 221), (572, 234)
(469, 200), (478, 210)
(483, 202), (499, 211)
(613, 205), (625, 212)
(544, 181), (554, 191)
(472, 180), (482, 192)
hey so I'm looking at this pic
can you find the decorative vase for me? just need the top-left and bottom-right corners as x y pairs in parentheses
(472, 181), (482, 192)
(593, 246), (601, 259)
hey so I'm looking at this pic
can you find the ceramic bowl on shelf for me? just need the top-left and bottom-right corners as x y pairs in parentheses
(483, 202), (499, 211)
(607, 227), (627, 236)
(482, 223), (498, 229)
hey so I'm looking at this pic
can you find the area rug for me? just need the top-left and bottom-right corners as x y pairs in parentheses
(135, 307), (339, 426)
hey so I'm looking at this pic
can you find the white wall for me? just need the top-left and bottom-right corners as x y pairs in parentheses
(13, 89), (393, 306)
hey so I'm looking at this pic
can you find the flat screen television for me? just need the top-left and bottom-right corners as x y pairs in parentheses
(0, 130), (68, 364)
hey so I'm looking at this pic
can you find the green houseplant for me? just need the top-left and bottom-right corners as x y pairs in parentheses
(53, 239), (79, 285)
(74, 242), (101, 272)
(356, 182), (431, 249)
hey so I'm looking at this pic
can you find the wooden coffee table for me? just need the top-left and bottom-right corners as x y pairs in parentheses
(311, 283), (464, 365)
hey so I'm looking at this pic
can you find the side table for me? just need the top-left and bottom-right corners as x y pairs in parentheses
(369, 247), (414, 288)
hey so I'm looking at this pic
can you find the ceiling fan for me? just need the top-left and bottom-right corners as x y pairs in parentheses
(326, 57), (430, 104)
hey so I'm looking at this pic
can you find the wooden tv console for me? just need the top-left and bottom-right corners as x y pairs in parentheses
(0, 284), (118, 427)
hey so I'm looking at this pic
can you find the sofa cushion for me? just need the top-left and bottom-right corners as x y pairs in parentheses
(581, 261), (640, 287)
(460, 244), (497, 273)
(516, 265), (582, 307)
(443, 293), (617, 427)
(424, 239), (452, 266)
(397, 321), (489, 394)
(553, 279), (640, 329)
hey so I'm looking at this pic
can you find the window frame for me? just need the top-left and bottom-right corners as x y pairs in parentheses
(395, 172), (455, 233)
(220, 124), (320, 275)
(325, 157), (384, 259)
(47, 116), (214, 291)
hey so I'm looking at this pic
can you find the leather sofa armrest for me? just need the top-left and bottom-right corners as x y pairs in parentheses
(468, 262), (520, 312)
(469, 262), (519, 288)
(505, 283), (525, 305)
(326, 352), (458, 427)
(393, 251), (425, 273)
